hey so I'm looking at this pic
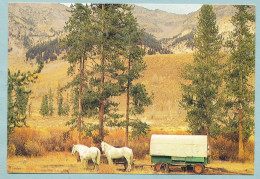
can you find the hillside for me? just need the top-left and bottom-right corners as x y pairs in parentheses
(26, 53), (192, 132)
(8, 3), (256, 68)
(8, 3), (70, 69)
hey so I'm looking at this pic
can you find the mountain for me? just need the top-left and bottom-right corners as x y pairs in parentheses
(8, 3), (256, 67)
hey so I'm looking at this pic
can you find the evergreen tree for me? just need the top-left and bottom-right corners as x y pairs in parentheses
(62, 3), (95, 143)
(122, 8), (152, 146)
(63, 93), (70, 116)
(40, 94), (49, 116)
(180, 5), (223, 154)
(8, 62), (43, 140)
(58, 94), (64, 116)
(48, 88), (54, 116)
(90, 4), (132, 143)
(224, 5), (255, 160)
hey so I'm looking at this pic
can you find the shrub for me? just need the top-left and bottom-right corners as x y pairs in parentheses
(129, 137), (150, 159)
(25, 140), (44, 157)
(7, 143), (16, 157)
(9, 127), (37, 155)
(211, 136), (238, 161)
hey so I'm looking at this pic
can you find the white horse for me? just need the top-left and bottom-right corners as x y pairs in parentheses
(101, 141), (133, 172)
(71, 144), (101, 170)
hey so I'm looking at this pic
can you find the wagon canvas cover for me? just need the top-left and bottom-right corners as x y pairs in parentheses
(150, 135), (208, 158)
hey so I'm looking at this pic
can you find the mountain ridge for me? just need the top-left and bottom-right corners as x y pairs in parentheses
(8, 3), (255, 67)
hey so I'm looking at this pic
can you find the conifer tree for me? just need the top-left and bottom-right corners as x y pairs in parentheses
(180, 5), (223, 154)
(8, 62), (43, 139)
(90, 4), (132, 142)
(48, 88), (54, 116)
(58, 94), (64, 116)
(62, 3), (95, 143)
(122, 8), (152, 146)
(40, 94), (49, 116)
(224, 5), (255, 160)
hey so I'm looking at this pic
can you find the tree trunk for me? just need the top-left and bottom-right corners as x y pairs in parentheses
(77, 57), (83, 144)
(125, 35), (131, 147)
(206, 125), (211, 156)
(98, 4), (105, 142)
(238, 104), (244, 160)
(238, 24), (244, 160)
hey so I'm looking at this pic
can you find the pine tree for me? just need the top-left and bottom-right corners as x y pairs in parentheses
(62, 3), (95, 143)
(63, 93), (70, 116)
(180, 5), (223, 154)
(224, 5), (255, 160)
(90, 4), (132, 143)
(8, 62), (43, 139)
(48, 88), (54, 116)
(58, 94), (64, 116)
(40, 94), (49, 116)
(122, 8), (152, 146)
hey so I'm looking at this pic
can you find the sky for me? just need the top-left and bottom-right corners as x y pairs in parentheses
(61, 3), (202, 14)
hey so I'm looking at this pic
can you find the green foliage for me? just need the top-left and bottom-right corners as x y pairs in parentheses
(63, 93), (70, 116)
(141, 32), (171, 54)
(130, 83), (153, 115)
(48, 88), (54, 116)
(62, 3), (153, 142)
(57, 94), (64, 116)
(130, 119), (150, 138)
(8, 62), (43, 139)
(26, 38), (66, 63)
(180, 5), (223, 136)
(224, 5), (255, 142)
(39, 95), (49, 116)
(171, 30), (195, 48)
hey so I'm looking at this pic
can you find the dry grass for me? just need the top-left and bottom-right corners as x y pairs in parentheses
(7, 151), (254, 174)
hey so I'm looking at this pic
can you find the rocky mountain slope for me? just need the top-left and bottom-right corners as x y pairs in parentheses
(8, 3), (255, 66)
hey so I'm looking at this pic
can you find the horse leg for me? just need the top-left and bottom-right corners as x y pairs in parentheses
(81, 159), (84, 169)
(125, 156), (131, 172)
(107, 156), (113, 165)
(85, 160), (88, 170)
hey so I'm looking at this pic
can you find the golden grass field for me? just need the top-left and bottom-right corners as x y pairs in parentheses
(7, 151), (254, 174)
(7, 53), (255, 174)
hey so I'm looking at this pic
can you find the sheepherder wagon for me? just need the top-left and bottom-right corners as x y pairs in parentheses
(150, 135), (210, 174)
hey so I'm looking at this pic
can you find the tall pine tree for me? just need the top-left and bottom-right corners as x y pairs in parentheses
(224, 5), (255, 160)
(180, 5), (223, 154)
(90, 4), (131, 143)
(122, 7), (152, 146)
(63, 3), (95, 143)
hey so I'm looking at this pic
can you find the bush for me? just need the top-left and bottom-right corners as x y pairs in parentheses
(25, 140), (44, 157)
(129, 137), (149, 159)
(211, 135), (254, 161)
(7, 143), (16, 157)
(211, 136), (238, 161)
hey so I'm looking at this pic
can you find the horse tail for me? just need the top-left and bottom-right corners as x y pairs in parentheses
(96, 148), (101, 165)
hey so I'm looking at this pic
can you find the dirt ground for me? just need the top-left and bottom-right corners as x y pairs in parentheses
(7, 152), (254, 175)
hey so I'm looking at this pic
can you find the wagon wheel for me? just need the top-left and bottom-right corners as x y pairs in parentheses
(164, 163), (170, 173)
(154, 163), (162, 172)
(193, 164), (204, 174)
